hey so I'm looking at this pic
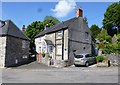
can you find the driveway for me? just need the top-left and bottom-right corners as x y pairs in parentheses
(10, 61), (55, 69)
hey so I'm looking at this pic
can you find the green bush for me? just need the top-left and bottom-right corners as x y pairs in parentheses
(103, 57), (109, 61)
(96, 56), (104, 62)
(41, 52), (45, 57)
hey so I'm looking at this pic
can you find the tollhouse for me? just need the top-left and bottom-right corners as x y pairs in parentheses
(35, 8), (95, 67)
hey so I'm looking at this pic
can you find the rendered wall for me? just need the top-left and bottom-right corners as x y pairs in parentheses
(0, 37), (6, 68)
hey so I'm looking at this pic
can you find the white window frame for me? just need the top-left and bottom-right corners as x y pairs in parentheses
(48, 45), (53, 53)
(56, 44), (62, 55)
(56, 31), (63, 39)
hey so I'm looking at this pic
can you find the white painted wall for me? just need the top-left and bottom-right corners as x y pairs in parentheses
(0, 37), (6, 68)
(64, 29), (68, 60)
(35, 36), (46, 54)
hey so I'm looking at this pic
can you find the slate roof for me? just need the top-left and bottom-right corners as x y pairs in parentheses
(35, 17), (78, 38)
(0, 20), (29, 40)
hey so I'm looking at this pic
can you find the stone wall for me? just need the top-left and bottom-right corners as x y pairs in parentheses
(5, 36), (29, 67)
(0, 37), (6, 68)
(102, 54), (119, 66)
(68, 19), (92, 65)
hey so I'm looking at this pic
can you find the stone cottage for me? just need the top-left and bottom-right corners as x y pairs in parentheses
(35, 8), (94, 67)
(0, 20), (30, 68)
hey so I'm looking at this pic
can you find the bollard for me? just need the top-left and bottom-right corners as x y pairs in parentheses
(108, 60), (111, 67)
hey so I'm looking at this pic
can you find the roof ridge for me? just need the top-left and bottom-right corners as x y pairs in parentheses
(4, 20), (29, 40)
(10, 20), (30, 40)
(67, 17), (78, 27)
(6, 20), (10, 35)
(35, 17), (78, 38)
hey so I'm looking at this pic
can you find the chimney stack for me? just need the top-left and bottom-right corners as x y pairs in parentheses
(76, 7), (83, 17)
(22, 25), (26, 32)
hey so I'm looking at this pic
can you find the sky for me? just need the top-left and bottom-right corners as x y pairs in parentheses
(1, 1), (113, 29)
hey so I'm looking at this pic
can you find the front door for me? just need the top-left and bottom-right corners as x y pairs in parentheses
(56, 44), (62, 60)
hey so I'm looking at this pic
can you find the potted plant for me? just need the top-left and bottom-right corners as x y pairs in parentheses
(41, 52), (45, 57)
(96, 55), (104, 62)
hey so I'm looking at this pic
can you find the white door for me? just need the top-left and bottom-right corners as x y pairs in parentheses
(64, 49), (68, 60)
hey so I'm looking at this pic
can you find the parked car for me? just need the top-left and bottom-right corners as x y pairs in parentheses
(74, 54), (97, 67)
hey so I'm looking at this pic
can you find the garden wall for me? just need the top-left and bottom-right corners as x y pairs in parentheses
(102, 54), (119, 66)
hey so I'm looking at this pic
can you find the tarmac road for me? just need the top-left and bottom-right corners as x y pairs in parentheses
(1, 62), (118, 83)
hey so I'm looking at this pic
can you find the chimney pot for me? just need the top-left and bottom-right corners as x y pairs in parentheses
(22, 25), (26, 32)
(76, 7), (83, 17)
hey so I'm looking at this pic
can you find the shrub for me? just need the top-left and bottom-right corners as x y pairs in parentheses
(41, 52), (45, 57)
(96, 56), (104, 62)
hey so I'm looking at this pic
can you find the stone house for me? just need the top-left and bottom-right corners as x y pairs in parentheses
(0, 20), (30, 68)
(35, 8), (94, 67)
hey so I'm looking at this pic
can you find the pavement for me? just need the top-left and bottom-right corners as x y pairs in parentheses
(1, 61), (119, 83)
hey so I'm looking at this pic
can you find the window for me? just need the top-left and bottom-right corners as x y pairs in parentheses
(48, 45), (53, 53)
(22, 40), (26, 49)
(85, 54), (92, 58)
(56, 31), (63, 39)
(42, 41), (46, 52)
(42, 46), (46, 52)
(75, 55), (83, 58)
(85, 32), (89, 40)
(56, 44), (62, 55)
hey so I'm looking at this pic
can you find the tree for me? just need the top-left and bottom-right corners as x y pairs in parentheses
(90, 24), (101, 39)
(25, 21), (44, 40)
(97, 29), (120, 54)
(25, 16), (60, 55)
(44, 16), (60, 25)
(97, 29), (112, 42)
(103, 3), (120, 36)
(43, 19), (56, 28)
(25, 21), (44, 55)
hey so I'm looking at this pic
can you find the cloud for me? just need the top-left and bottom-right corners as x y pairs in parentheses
(51, 0), (76, 18)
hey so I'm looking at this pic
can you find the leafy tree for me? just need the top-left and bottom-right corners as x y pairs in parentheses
(25, 16), (60, 55)
(44, 16), (60, 25)
(97, 30), (120, 54)
(90, 24), (101, 39)
(111, 34), (120, 54)
(97, 29), (108, 42)
(116, 34), (120, 42)
(43, 19), (55, 28)
(103, 3), (120, 36)
(25, 21), (44, 55)
(98, 41), (105, 49)
(25, 21), (44, 40)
